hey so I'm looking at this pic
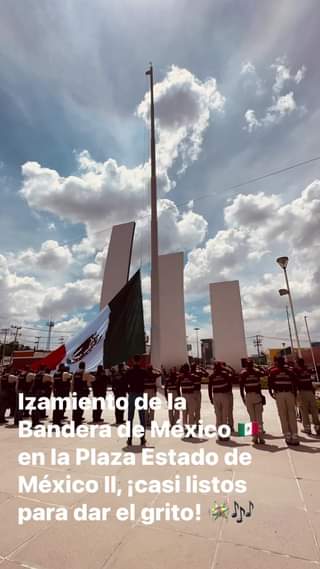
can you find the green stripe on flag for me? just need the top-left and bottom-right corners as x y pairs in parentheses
(103, 270), (146, 367)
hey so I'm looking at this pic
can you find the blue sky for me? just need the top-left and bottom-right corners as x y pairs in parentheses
(0, 0), (319, 355)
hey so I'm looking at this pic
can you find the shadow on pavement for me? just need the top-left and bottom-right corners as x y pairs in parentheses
(288, 444), (320, 454)
(252, 443), (287, 453)
(264, 434), (283, 440)
(181, 437), (209, 444)
(216, 439), (248, 448)
(121, 444), (155, 453)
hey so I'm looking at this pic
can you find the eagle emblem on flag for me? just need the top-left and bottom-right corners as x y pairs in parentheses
(70, 333), (103, 363)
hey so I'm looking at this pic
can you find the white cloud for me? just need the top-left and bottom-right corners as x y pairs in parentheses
(53, 316), (87, 339)
(72, 238), (97, 258)
(263, 91), (297, 125)
(224, 192), (282, 227)
(184, 227), (260, 298)
(245, 91), (302, 131)
(0, 254), (45, 324)
(244, 109), (261, 132)
(184, 180), (320, 308)
(19, 66), (221, 270)
(271, 57), (306, 93)
(294, 66), (306, 84)
(271, 59), (291, 93)
(241, 61), (256, 75)
(244, 57), (306, 132)
(37, 278), (101, 320)
(11, 240), (73, 272)
(137, 65), (225, 173)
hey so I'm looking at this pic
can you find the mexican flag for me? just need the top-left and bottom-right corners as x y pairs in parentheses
(32, 271), (145, 372)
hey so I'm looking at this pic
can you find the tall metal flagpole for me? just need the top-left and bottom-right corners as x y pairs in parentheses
(146, 63), (161, 369)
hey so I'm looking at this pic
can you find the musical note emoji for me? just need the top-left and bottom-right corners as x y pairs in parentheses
(237, 506), (246, 523)
(246, 501), (254, 518)
(231, 501), (239, 518)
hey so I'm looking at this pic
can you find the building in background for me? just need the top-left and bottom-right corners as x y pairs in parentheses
(201, 338), (214, 365)
(265, 346), (320, 369)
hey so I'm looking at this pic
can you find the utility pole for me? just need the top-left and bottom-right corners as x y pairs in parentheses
(1, 328), (10, 366)
(11, 325), (22, 348)
(34, 336), (41, 350)
(46, 321), (55, 350)
(253, 334), (263, 361)
(146, 63), (161, 369)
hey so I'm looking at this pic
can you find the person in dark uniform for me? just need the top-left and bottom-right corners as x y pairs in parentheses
(190, 363), (208, 431)
(112, 363), (127, 425)
(61, 366), (72, 421)
(295, 358), (320, 435)
(6, 367), (30, 428)
(221, 362), (235, 432)
(144, 365), (160, 426)
(0, 367), (10, 424)
(7, 370), (17, 418)
(40, 367), (52, 419)
(91, 365), (108, 423)
(164, 367), (181, 427)
(72, 361), (90, 428)
(30, 366), (47, 428)
(239, 359), (265, 444)
(269, 356), (299, 445)
(208, 361), (233, 440)
(52, 363), (66, 426)
(178, 363), (195, 435)
(126, 355), (147, 446)
(24, 368), (35, 417)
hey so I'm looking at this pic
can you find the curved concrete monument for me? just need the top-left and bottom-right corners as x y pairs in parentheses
(100, 222), (135, 310)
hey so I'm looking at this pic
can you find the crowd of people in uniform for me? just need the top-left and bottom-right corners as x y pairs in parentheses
(0, 353), (319, 447)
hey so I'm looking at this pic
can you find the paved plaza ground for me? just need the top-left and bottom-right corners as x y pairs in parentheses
(0, 388), (320, 569)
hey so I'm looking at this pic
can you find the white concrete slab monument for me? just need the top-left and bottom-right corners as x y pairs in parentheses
(159, 252), (188, 370)
(210, 280), (247, 371)
(100, 221), (135, 310)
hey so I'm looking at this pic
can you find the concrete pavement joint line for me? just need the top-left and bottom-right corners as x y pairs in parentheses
(3, 550), (46, 569)
(98, 522), (144, 569)
(210, 469), (236, 569)
(101, 517), (215, 569)
(12, 493), (70, 508)
(96, 468), (173, 569)
(6, 524), (51, 562)
(218, 539), (320, 564)
(135, 522), (217, 540)
(287, 448), (320, 561)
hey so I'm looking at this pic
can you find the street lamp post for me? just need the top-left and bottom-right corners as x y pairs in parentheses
(278, 294), (295, 356)
(194, 327), (200, 361)
(276, 256), (302, 358)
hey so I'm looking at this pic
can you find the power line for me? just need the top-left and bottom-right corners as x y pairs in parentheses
(174, 154), (320, 208)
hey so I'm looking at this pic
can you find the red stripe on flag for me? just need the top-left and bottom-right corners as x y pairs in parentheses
(31, 344), (66, 371)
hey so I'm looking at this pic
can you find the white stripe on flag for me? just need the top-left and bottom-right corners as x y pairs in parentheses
(63, 304), (111, 372)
